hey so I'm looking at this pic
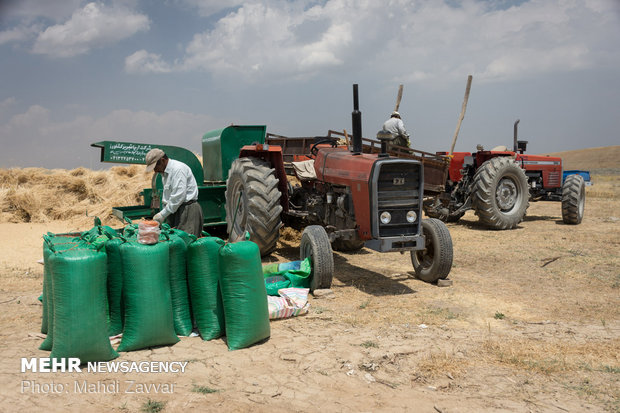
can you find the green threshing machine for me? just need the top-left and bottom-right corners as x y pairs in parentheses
(92, 125), (267, 228)
(92, 125), (340, 292)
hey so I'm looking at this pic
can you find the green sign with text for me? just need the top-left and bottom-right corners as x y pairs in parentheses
(93, 141), (155, 164)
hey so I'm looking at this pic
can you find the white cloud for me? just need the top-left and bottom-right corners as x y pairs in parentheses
(174, 0), (245, 17)
(0, 97), (17, 112)
(31, 2), (150, 57)
(127, 0), (357, 79)
(125, 50), (172, 73)
(125, 0), (620, 84)
(384, 0), (620, 83)
(0, 23), (42, 45)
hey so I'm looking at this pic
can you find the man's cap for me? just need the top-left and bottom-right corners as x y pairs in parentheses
(145, 148), (165, 172)
(391, 111), (401, 118)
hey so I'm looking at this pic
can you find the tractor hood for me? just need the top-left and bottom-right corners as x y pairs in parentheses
(313, 147), (377, 185)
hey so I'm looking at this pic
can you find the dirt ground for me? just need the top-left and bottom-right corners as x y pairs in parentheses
(0, 188), (618, 412)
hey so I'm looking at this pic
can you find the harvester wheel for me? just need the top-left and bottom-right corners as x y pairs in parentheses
(225, 157), (282, 256)
(471, 157), (529, 229)
(300, 225), (334, 292)
(410, 218), (453, 282)
(562, 174), (585, 224)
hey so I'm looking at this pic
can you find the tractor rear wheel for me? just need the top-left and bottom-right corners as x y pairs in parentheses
(300, 226), (334, 292)
(471, 157), (529, 229)
(410, 218), (453, 282)
(225, 157), (282, 256)
(562, 174), (585, 224)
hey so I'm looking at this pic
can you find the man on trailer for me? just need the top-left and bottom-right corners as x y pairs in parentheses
(382, 111), (411, 148)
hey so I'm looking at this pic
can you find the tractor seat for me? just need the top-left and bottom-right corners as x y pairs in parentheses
(292, 160), (317, 181)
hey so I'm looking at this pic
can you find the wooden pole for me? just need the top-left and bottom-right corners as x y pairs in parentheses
(394, 84), (404, 112)
(449, 75), (473, 155)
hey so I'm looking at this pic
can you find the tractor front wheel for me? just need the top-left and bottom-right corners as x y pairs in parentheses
(410, 218), (453, 283)
(471, 157), (529, 229)
(225, 157), (283, 256)
(300, 226), (334, 292)
(562, 174), (585, 224)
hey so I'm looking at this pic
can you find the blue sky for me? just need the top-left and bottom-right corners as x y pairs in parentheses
(1, 0), (619, 169)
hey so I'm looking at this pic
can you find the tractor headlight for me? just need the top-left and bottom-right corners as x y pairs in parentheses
(406, 210), (417, 223)
(380, 211), (391, 224)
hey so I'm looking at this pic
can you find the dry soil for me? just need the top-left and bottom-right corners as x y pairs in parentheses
(0, 168), (618, 413)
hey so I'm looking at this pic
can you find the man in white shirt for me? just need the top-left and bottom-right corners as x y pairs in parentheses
(382, 111), (411, 148)
(144, 148), (203, 237)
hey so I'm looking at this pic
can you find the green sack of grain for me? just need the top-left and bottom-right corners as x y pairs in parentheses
(105, 238), (124, 336)
(186, 236), (226, 340)
(41, 245), (51, 336)
(219, 240), (270, 350)
(123, 223), (139, 239)
(163, 229), (193, 336)
(48, 247), (119, 363)
(40, 234), (80, 350)
(117, 241), (179, 352)
(123, 223), (194, 336)
(81, 224), (117, 244)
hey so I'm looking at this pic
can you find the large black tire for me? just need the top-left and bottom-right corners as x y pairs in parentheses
(300, 226), (334, 292)
(471, 157), (529, 229)
(410, 218), (453, 282)
(225, 157), (282, 256)
(562, 174), (585, 224)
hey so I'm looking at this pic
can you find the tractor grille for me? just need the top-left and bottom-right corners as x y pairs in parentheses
(374, 160), (422, 237)
(547, 171), (561, 187)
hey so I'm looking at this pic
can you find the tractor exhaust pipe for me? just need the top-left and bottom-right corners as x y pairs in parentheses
(352, 84), (362, 155)
(513, 119), (520, 152)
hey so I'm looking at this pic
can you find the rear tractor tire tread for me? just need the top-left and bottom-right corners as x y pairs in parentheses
(225, 157), (282, 256)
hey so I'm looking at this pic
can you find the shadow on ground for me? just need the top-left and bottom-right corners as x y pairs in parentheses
(332, 253), (417, 296)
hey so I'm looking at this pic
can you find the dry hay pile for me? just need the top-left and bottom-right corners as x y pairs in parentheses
(0, 165), (151, 226)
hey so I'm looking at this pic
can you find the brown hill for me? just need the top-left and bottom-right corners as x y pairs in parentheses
(543, 145), (620, 172)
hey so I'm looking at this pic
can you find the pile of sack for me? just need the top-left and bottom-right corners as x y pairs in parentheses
(40, 220), (271, 363)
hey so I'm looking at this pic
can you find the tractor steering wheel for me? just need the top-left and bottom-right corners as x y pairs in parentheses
(310, 138), (338, 157)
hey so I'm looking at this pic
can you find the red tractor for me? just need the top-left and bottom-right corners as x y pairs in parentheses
(224, 85), (454, 287)
(424, 120), (586, 228)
